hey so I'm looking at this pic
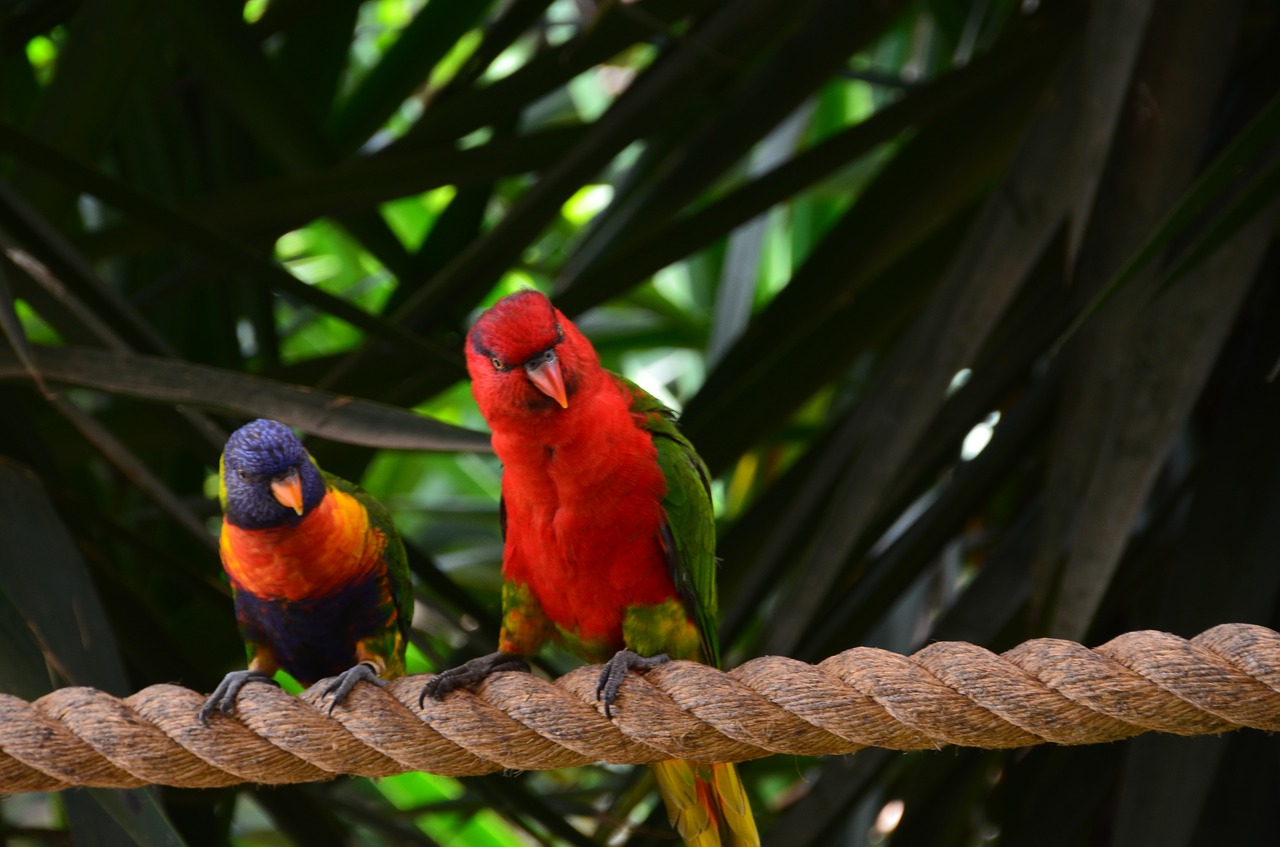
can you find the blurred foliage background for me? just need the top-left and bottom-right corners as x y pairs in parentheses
(1, 0), (1279, 844)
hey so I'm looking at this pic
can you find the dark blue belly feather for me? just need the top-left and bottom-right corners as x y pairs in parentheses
(234, 571), (388, 685)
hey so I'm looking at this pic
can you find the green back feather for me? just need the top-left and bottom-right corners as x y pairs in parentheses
(321, 469), (413, 644)
(613, 374), (720, 667)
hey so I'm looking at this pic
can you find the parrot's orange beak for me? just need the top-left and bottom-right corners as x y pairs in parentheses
(271, 471), (306, 515)
(526, 354), (569, 409)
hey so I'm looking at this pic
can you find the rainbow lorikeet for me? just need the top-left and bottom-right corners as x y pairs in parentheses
(199, 419), (412, 723)
(422, 291), (759, 847)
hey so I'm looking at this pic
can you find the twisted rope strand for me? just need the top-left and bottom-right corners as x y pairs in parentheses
(3, 624), (1279, 793)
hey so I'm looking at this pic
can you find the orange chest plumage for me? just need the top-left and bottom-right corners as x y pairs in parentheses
(220, 489), (386, 601)
(494, 380), (680, 645)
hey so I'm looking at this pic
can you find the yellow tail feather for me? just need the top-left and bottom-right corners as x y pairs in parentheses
(651, 760), (760, 847)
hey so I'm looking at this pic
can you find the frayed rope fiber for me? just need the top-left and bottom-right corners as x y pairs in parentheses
(3, 623), (1279, 793)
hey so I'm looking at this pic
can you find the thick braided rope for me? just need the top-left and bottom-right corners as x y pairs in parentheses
(3, 624), (1279, 793)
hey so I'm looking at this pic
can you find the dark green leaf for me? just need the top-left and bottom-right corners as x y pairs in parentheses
(0, 345), (490, 452)
(1054, 89), (1280, 353)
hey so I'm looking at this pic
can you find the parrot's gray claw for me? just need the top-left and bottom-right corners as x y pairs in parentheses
(595, 650), (669, 718)
(321, 662), (385, 714)
(418, 651), (529, 707)
(199, 669), (278, 725)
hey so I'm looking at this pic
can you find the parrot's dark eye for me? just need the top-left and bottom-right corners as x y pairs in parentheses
(491, 356), (506, 372)
(237, 469), (250, 482)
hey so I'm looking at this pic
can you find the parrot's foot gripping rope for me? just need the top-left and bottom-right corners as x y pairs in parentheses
(417, 651), (530, 706)
(198, 670), (278, 726)
(596, 650), (670, 717)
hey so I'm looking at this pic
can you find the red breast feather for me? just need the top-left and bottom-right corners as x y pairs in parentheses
(221, 488), (384, 601)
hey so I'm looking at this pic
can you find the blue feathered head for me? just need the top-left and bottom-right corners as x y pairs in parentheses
(219, 419), (326, 529)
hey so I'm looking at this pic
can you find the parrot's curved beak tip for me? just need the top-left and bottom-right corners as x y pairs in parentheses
(526, 356), (569, 409)
(271, 473), (306, 515)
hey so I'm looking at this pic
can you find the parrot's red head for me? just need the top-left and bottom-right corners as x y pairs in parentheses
(466, 290), (599, 421)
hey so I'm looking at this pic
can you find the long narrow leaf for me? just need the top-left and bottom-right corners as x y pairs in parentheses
(1158, 150), (1280, 290)
(0, 344), (491, 452)
(276, 0), (362, 130)
(1038, 0), (1258, 638)
(1064, 0), (1156, 261)
(1053, 88), (1280, 353)
(428, 0), (556, 106)
(328, 0), (494, 152)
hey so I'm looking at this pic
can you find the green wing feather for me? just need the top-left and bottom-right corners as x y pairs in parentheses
(613, 374), (720, 667)
(321, 468), (413, 645)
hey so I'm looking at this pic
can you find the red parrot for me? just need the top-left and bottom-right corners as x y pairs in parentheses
(422, 290), (759, 847)
(199, 419), (412, 723)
